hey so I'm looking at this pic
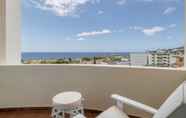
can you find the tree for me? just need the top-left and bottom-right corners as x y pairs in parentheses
(93, 56), (96, 64)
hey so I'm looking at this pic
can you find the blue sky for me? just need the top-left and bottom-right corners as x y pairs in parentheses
(22, 0), (184, 52)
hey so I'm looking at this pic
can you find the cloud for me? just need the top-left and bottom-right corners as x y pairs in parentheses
(77, 29), (112, 37)
(142, 26), (166, 36)
(116, 0), (127, 5)
(98, 10), (104, 15)
(129, 26), (143, 31)
(163, 7), (176, 15)
(77, 37), (86, 40)
(29, 0), (99, 16)
(130, 24), (176, 36)
(129, 26), (166, 36)
(168, 24), (177, 28)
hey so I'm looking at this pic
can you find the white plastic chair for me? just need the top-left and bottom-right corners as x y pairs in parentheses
(74, 81), (186, 118)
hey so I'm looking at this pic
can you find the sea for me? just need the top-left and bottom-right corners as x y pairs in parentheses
(22, 52), (129, 60)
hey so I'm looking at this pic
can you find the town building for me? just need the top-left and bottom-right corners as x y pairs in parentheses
(147, 47), (184, 67)
(130, 53), (148, 66)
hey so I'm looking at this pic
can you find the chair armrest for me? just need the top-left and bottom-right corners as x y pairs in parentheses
(111, 94), (158, 114)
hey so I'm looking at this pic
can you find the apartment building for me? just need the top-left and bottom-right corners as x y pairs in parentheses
(130, 53), (148, 66)
(130, 47), (184, 67)
(148, 47), (184, 67)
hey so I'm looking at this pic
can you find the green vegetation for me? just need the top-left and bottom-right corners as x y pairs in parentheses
(109, 56), (122, 61)
(23, 55), (129, 65)
(81, 57), (92, 61)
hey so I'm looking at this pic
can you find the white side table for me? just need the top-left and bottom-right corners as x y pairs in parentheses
(52, 91), (84, 118)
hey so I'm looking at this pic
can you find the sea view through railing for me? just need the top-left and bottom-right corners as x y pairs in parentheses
(22, 52), (129, 60)
(22, 52), (130, 65)
(21, 47), (184, 68)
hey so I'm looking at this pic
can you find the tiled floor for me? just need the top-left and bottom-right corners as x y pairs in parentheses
(0, 108), (100, 118)
(0, 108), (140, 118)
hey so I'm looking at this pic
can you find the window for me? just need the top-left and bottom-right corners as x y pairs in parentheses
(22, 0), (184, 68)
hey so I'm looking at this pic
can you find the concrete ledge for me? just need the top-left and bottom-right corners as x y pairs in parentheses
(0, 64), (185, 71)
(0, 65), (185, 117)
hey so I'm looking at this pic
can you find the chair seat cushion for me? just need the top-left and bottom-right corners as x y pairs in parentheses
(96, 106), (130, 118)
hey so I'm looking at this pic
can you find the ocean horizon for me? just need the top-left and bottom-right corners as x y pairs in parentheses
(22, 52), (130, 60)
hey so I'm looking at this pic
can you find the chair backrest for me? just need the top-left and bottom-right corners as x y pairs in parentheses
(153, 81), (186, 118)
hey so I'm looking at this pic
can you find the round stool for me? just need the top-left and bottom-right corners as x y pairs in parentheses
(52, 91), (84, 118)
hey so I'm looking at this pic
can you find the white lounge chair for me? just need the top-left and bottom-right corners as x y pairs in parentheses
(74, 81), (186, 118)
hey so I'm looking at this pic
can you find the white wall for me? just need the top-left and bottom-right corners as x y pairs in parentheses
(5, 0), (21, 64)
(0, 65), (185, 118)
(0, 0), (21, 64)
(170, 55), (177, 65)
(130, 53), (148, 66)
(184, 0), (186, 67)
(0, 0), (6, 64)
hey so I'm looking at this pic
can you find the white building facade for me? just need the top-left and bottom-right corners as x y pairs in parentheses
(130, 53), (148, 66)
(148, 48), (184, 67)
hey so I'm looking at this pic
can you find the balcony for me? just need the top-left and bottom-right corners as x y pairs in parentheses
(0, 0), (186, 118)
(0, 64), (186, 118)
